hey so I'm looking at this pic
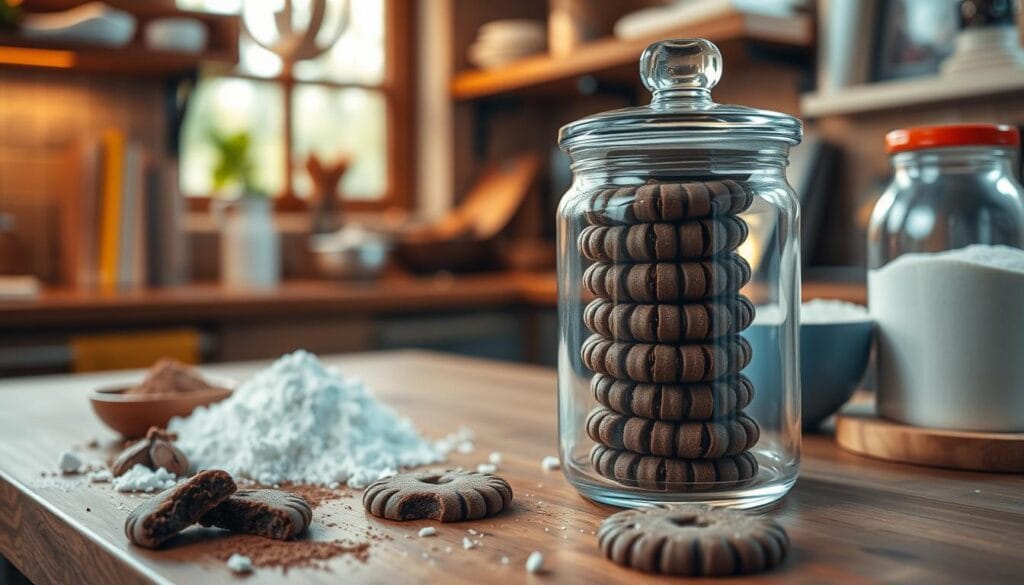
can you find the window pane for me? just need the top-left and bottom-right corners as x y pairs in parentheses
(293, 0), (385, 84)
(292, 86), (386, 200)
(180, 78), (284, 197)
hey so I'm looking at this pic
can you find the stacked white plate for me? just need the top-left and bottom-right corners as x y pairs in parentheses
(468, 19), (545, 69)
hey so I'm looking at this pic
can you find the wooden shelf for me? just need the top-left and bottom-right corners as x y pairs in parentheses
(0, 274), (868, 328)
(801, 66), (1024, 117)
(0, 6), (238, 77)
(451, 10), (813, 101)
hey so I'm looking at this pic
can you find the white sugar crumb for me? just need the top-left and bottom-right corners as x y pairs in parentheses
(488, 452), (503, 465)
(463, 537), (477, 550)
(113, 465), (176, 493)
(526, 551), (545, 574)
(170, 351), (465, 487)
(477, 463), (497, 474)
(801, 299), (870, 324)
(541, 456), (560, 470)
(418, 527), (437, 537)
(88, 470), (113, 483)
(500, 556), (510, 565)
(227, 553), (254, 574)
(467, 528), (479, 536)
(58, 451), (83, 474)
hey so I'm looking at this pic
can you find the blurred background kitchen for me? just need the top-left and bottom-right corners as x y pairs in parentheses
(0, 0), (1021, 376)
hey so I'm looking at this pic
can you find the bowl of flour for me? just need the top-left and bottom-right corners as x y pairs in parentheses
(744, 299), (873, 430)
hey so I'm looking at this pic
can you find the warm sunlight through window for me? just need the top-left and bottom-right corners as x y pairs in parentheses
(178, 0), (393, 204)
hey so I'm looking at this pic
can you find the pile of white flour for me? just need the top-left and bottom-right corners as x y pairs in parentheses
(169, 351), (464, 488)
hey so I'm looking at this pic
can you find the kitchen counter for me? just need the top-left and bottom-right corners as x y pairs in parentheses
(2, 351), (1006, 585)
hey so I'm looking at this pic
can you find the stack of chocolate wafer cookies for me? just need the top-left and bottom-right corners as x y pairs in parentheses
(578, 179), (760, 491)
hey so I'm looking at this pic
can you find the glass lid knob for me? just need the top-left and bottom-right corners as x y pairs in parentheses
(640, 39), (722, 97)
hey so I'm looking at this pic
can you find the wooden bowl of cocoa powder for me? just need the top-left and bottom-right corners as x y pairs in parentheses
(89, 359), (234, 438)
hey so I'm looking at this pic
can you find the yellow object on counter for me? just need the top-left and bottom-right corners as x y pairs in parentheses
(70, 328), (200, 373)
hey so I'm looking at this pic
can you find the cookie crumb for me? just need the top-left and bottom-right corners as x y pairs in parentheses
(541, 456), (560, 470)
(488, 452), (503, 465)
(526, 551), (545, 574)
(418, 527), (437, 538)
(227, 553), (254, 574)
(477, 463), (497, 474)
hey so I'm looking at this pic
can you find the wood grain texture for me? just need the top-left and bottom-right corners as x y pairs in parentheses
(2, 351), (1021, 584)
(835, 412), (1024, 473)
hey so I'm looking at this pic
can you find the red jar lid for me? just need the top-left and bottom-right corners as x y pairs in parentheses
(885, 124), (1020, 154)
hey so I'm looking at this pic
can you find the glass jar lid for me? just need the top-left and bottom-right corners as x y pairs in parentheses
(558, 39), (802, 154)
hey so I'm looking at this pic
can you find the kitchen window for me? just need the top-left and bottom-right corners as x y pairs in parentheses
(176, 0), (411, 211)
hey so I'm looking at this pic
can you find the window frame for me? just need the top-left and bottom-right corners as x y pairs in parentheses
(184, 0), (414, 213)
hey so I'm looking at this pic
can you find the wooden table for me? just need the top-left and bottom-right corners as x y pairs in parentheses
(3, 352), (1018, 584)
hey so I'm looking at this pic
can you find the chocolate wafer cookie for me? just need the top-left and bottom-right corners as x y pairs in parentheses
(583, 296), (755, 343)
(578, 216), (749, 262)
(586, 407), (759, 458)
(582, 254), (752, 303)
(124, 469), (236, 549)
(590, 445), (758, 490)
(584, 180), (754, 226)
(581, 334), (752, 383)
(362, 470), (513, 522)
(592, 374), (754, 420)
(598, 506), (788, 576)
(199, 489), (313, 540)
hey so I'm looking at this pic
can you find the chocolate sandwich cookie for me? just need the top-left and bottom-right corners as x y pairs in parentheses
(586, 407), (759, 458)
(592, 374), (754, 421)
(590, 445), (758, 490)
(583, 296), (755, 343)
(362, 470), (513, 522)
(582, 255), (752, 304)
(598, 506), (788, 576)
(124, 469), (236, 549)
(584, 180), (754, 226)
(578, 216), (749, 262)
(581, 334), (752, 383)
(199, 489), (313, 540)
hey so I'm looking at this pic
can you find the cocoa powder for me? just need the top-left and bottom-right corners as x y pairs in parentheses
(207, 535), (369, 570)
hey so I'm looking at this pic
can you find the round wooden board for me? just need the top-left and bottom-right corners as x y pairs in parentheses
(835, 412), (1024, 473)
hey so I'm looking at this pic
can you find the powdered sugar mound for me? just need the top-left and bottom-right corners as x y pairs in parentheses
(113, 464), (176, 492)
(881, 244), (1024, 273)
(169, 351), (452, 488)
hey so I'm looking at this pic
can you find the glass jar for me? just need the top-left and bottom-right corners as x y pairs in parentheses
(868, 124), (1024, 430)
(556, 39), (803, 509)
(868, 124), (1024, 269)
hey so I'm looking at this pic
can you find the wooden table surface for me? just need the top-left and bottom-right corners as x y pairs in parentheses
(2, 351), (1018, 585)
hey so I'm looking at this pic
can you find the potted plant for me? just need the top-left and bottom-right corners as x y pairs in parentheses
(210, 131), (280, 289)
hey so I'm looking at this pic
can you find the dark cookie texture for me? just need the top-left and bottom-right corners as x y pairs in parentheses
(584, 296), (755, 343)
(586, 407), (759, 459)
(582, 255), (752, 303)
(598, 506), (789, 576)
(581, 334), (752, 383)
(590, 445), (758, 490)
(579, 216), (748, 262)
(584, 180), (754, 225)
(362, 470), (512, 522)
(592, 374), (753, 421)
(199, 489), (312, 540)
(124, 469), (236, 549)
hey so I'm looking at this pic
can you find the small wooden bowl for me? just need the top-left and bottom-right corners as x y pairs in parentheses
(89, 377), (235, 438)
